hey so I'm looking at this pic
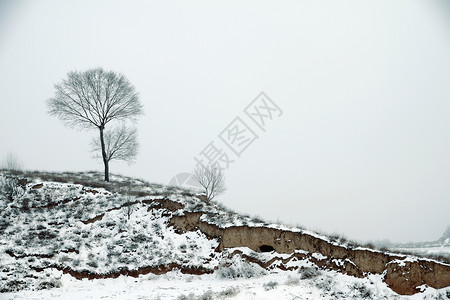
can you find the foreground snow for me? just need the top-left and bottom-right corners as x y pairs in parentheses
(3, 269), (449, 300)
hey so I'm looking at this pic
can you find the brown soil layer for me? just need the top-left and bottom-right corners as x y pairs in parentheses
(30, 264), (213, 280)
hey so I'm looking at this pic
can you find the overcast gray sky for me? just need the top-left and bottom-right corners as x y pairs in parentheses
(1, 0), (449, 243)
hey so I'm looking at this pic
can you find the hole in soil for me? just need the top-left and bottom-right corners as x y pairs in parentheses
(258, 245), (275, 252)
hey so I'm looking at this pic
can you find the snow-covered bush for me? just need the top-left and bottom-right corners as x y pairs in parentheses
(351, 282), (373, 299)
(196, 290), (214, 300)
(218, 287), (240, 298)
(176, 288), (240, 300)
(299, 266), (320, 279)
(37, 277), (61, 290)
(216, 256), (267, 279)
(263, 281), (278, 290)
(0, 175), (24, 203)
(0, 278), (27, 292)
(285, 275), (300, 286)
(314, 275), (334, 292)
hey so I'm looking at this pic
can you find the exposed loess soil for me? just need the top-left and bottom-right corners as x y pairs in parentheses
(169, 207), (450, 295)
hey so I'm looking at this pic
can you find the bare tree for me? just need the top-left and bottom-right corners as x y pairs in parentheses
(193, 164), (227, 202)
(90, 126), (139, 165)
(125, 196), (134, 221)
(47, 68), (143, 181)
(1, 152), (22, 171)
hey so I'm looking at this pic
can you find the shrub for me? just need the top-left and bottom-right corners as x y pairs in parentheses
(72, 259), (81, 267)
(118, 255), (129, 264)
(59, 255), (71, 263)
(315, 276), (334, 292)
(176, 293), (195, 300)
(131, 233), (148, 243)
(0, 279), (27, 292)
(20, 197), (31, 210)
(263, 281), (278, 290)
(0, 217), (10, 233)
(363, 243), (375, 250)
(218, 287), (239, 298)
(285, 275), (300, 286)
(87, 260), (98, 268)
(299, 266), (320, 279)
(197, 290), (214, 300)
(37, 278), (61, 290)
(216, 258), (266, 279)
(0, 176), (25, 202)
(37, 229), (58, 240)
(351, 282), (372, 299)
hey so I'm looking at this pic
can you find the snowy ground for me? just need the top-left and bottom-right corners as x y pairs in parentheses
(3, 269), (450, 300)
(1, 172), (449, 300)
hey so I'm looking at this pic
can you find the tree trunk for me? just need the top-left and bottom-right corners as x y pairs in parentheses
(99, 126), (109, 182)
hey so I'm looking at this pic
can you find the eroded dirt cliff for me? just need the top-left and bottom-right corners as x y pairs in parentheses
(169, 206), (450, 295)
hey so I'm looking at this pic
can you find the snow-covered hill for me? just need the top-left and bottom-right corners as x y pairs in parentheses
(0, 171), (449, 300)
(440, 227), (450, 242)
(385, 226), (450, 261)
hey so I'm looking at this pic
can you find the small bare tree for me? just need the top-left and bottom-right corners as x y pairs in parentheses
(193, 164), (226, 202)
(125, 196), (134, 221)
(47, 67), (143, 181)
(90, 126), (139, 166)
(1, 153), (22, 171)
